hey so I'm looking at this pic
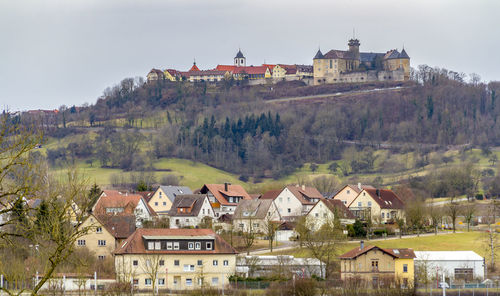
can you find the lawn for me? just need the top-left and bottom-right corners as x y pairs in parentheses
(266, 232), (499, 264)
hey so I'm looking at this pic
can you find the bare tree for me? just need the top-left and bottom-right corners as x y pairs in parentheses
(462, 201), (476, 232)
(263, 216), (279, 252)
(484, 198), (499, 272)
(309, 175), (340, 196)
(427, 203), (442, 235)
(405, 199), (425, 236)
(141, 255), (162, 295)
(446, 195), (461, 233)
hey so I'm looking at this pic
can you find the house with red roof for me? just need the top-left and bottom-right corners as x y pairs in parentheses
(114, 228), (237, 291)
(332, 183), (375, 207)
(199, 183), (252, 217)
(347, 188), (405, 224)
(92, 190), (157, 227)
(305, 199), (355, 230)
(146, 68), (165, 82)
(261, 185), (323, 218)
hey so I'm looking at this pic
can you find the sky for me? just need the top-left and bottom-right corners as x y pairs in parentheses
(1, 0), (499, 111)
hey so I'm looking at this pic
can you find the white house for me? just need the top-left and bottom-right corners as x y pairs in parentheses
(232, 199), (281, 233)
(199, 183), (252, 216)
(261, 185), (322, 218)
(305, 199), (355, 230)
(414, 251), (485, 281)
(168, 195), (216, 229)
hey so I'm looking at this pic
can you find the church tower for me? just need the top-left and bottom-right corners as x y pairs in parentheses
(234, 49), (246, 67)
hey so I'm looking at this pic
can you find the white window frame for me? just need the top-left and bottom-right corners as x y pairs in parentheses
(195, 242), (201, 250)
(77, 239), (86, 246)
(212, 277), (219, 285)
(186, 278), (192, 286)
(206, 242), (212, 250)
(145, 278), (152, 286)
(148, 242), (154, 250)
(167, 242), (173, 250)
(213, 260), (218, 266)
(158, 278), (165, 286)
(223, 260), (229, 266)
(173, 242), (179, 250)
(155, 241), (161, 250)
(98, 240), (106, 246)
(188, 242), (194, 250)
(96, 227), (102, 233)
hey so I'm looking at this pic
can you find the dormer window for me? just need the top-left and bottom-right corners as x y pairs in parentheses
(167, 242), (173, 250)
(188, 242), (194, 250)
(206, 242), (212, 250)
(173, 242), (179, 250)
(96, 227), (102, 233)
(195, 242), (201, 250)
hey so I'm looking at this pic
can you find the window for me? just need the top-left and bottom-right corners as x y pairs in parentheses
(403, 264), (408, 273)
(253, 223), (259, 228)
(98, 240), (106, 246)
(239, 223), (244, 229)
(159, 260), (165, 266)
(186, 278), (193, 286)
(195, 242), (201, 250)
(368, 201), (372, 207)
(184, 264), (195, 271)
(323, 213), (327, 218)
(77, 239), (86, 246)
(133, 260), (138, 266)
(212, 277), (219, 285)
(188, 242), (194, 250)
(198, 278), (203, 286)
(148, 242), (154, 250)
(347, 190), (350, 194)
(330, 60), (332, 69)
(206, 242), (212, 250)
(279, 197), (283, 202)
(159, 192), (162, 197)
(133, 279), (138, 285)
(158, 278), (165, 286)
(315, 213), (319, 217)
(167, 242), (173, 250)
(155, 241), (161, 250)
(381, 212), (385, 218)
(223, 260), (229, 266)
(173, 276), (180, 285)
(358, 202), (362, 207)
(287, 208), (291, 213)
(96, 227), (102, 233)
(173, 242), (179, 250)
(155, 202), (158, 206)
(287, 197), (290, 202)
(174, 260), (179, 266)
(213, 260), (218, 266)
(343, 200), (347, 205)
(163, 202), (166, 206)
(98, 255), (105, 260)
(145, 278), (152, 286)
(198, 260), (203, 266)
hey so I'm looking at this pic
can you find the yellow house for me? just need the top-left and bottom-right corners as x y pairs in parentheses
(76, 214), (136, 261)
(332, 184), (374, 207)
(114, 228), (238, 291)
(148, 186), (193, 217)
(348, 188), (405, 224)
(339, 242), (415, 287)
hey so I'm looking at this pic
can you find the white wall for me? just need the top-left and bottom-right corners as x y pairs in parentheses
(274, 188), (303, 217)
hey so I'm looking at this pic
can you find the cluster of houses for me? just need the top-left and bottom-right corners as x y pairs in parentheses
(147, 49), (313, 84)
(39, 182), (485, 292)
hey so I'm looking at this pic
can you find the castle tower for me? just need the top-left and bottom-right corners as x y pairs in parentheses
(348, 38), (361, 60)
(234, 49), (246, 67)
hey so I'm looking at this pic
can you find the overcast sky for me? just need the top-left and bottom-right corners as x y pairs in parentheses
(1, 0), (499, 111)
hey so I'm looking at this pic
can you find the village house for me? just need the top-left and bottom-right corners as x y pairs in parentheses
(164, 69), (183, 81)
(114, 228), (238, 291)
(168, 194), (216, 229)
(148, 186), (192, 217)
(339, 242), (416, 287)
(146, 69), (165, 82)
(305, 199), (355, 230)
(232, 199), (281, 234)
(188, 70), (231, 83)
(199, 183), (252, 217)
(92, 190), (157, 227)
(347, 188), (405, 224)
(76, 213), (135, 261)
(332, 183), (375, 206)
(261, 185), (323, 219)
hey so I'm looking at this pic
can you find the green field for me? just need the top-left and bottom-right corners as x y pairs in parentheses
(267, 232), (499, 264)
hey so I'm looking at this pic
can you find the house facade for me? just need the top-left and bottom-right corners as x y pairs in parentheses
(168, 195), (216, 229)
(148, 186), (193, 217)
(199, 183), (252, 216)
(332, 183), (374, 207)
(114, 228), (238, 291)
(339, 242), (415, 287)
(305, 199), (355, 230)
(232, 199), (281, 233)
(264, 185), (322, 218)
(348, 188), (405, 224)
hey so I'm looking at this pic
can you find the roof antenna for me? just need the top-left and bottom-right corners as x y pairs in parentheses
(193, 57), (196, 65)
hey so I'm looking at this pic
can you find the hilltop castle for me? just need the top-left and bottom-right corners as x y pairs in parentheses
(313, 38), (410, 85)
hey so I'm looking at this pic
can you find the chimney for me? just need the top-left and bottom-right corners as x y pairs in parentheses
(357, 183), (362, 190)
(360, 240), (364, 250)
(224, 182), (230, 191)
(376, 189), (380, 197)
(302, 185), (305, 190)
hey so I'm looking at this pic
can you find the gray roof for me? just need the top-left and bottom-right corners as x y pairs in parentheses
(235, 50), (245, 58)
(168, 194), (207, 217)
(313, 49), (323, 59)
(158, 186), (192, 203)
(233, 199), (274, 220)
(360, 52), (385, 63)
(399, 48), (410, 59)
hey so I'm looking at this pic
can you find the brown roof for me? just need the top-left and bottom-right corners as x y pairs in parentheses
(114, 228), (238, 255)
(339, 245), (416, 259)
(94, 191), (157, 216)
(286, 185), (323, 205)
(189, 70), (228, 77)
(346, 184), (375, 194)
(200, 184), (252, 206)
(323, 50), (356, 60)
(363, 189), (405, 209)
(259, 190), (282, 200)
(233, 199), (278, 220)
(168, 194), (210, 217)
(321, 199), (355, 219)
(136, 191), (153, 202)
(95, 214), (136, 239)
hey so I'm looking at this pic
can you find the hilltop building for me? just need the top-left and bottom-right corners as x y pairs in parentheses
(313, 38), (410, 85)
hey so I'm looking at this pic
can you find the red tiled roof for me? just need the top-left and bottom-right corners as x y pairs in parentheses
(363, 189), (405, 209)
(200, 184), (252, 206)
(260, 190), (282, 200)
(114, 228), (238, 255)
(189, 64), (200, 72)
(94, 191), (157, 216)
(216, 65), (237, 71)
(321, 199), (355, 219)
(233, 66), (269, 75)
(165, 69), (182, 76)
(188, 70), (228, 77)
(339, 245), (415, 259)
(94, 214), (136, 239)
